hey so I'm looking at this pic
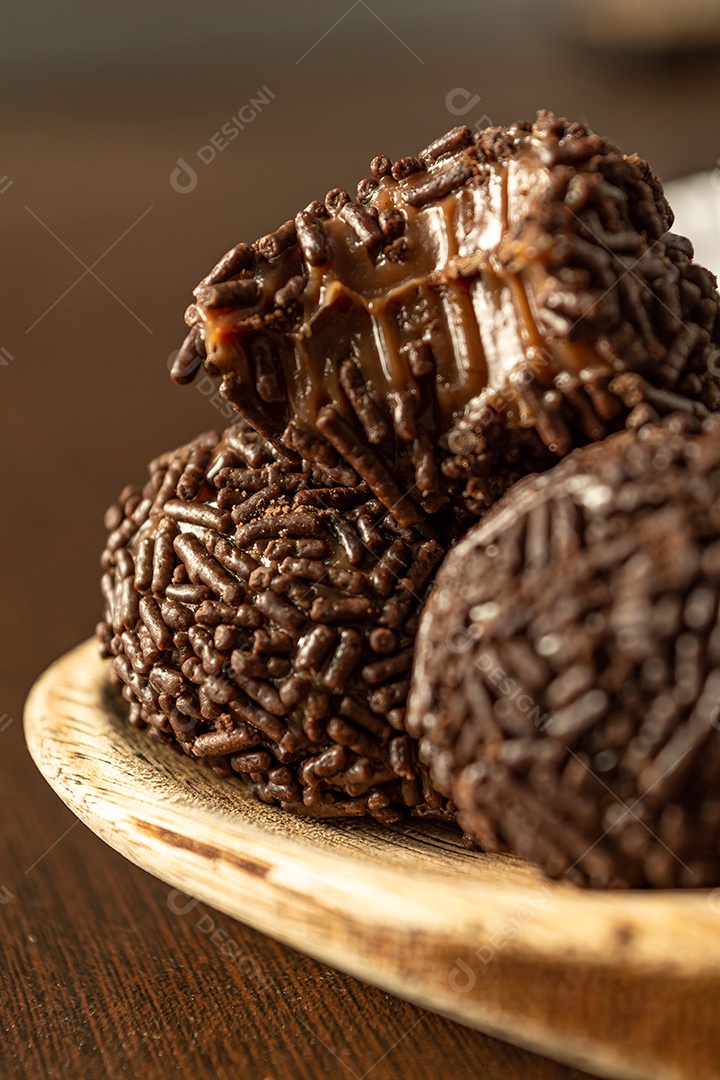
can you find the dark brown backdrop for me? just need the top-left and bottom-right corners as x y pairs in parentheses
(3, 5), (720, 1076)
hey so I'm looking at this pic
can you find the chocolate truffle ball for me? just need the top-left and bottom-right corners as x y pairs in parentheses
(172, 111), (720, 520)
(407, 414), (720, 887)
(98, 421), (453, 822)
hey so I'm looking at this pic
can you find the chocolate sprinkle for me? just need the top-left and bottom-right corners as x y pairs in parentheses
(407, 413), (720, 888)
(98, 420), (454, 823)
(172, 110), (720, 520)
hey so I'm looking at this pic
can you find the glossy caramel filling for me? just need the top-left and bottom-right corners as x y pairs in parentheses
(198, 146), (609, 444)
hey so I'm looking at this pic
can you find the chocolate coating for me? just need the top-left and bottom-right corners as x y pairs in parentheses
(407, 414), (720, 887)
(98, 421), (453, 822)
(175, 111), (720, 520)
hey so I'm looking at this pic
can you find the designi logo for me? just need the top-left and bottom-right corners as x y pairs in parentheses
(170, 87), (276, 194)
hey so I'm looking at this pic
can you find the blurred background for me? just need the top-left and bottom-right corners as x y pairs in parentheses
(3, 2), (720, 1076)
(5, 0), (720, 672)
(5, 0), (720, 670)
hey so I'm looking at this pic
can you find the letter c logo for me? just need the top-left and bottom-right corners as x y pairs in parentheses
(170, 157), (199, 194)
(448, 957), (476, 993)
(166, 889), (199, 916)
(446, 88), (481, 116)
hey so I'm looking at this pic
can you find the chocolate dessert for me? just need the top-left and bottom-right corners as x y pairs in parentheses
(98, 421), (452, 821)
(407, 414), (720, 887)
(98, 111), (720, 881)
(173, 110), (720, 518)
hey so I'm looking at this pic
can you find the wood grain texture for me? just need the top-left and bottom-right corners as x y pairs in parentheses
(2, 724), (597, 1080)
(25, 639), (720, 1080)
(7, 50), (720, 1080)
(1, 80), (604, 1080)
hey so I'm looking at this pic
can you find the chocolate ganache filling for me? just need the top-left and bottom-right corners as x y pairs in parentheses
(173, 111), (720, 520)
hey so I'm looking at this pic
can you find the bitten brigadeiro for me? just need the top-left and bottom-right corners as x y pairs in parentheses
(98, 110), (720, 875)
(407, 415), (720, 888)
(98, 420), (453, 822)
(172, 110), (720, 518)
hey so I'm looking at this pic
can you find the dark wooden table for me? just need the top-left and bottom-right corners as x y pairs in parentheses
(4, 10), (720, 1076)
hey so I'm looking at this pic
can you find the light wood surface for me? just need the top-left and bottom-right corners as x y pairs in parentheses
(6, 35), (720, 1078)
(25, 639), (720, 1080)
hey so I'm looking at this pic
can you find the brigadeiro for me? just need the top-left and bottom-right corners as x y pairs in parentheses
(172, 110), (720, 519)
(98, 109), (720, 859)
(407, 414), (720, 887)
(98, 420), (454, 822)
